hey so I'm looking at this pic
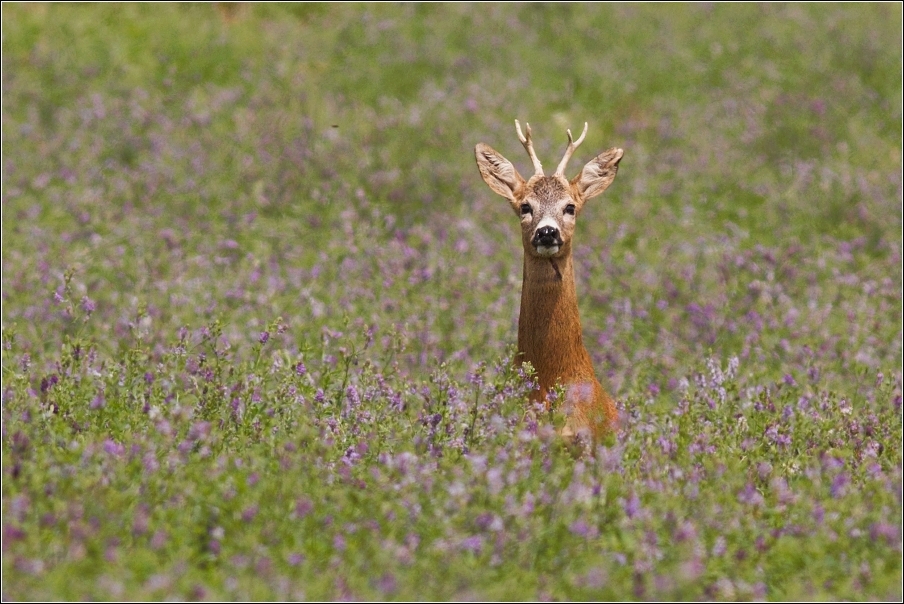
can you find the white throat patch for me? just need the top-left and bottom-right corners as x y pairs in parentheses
(535, 245), (560, 257)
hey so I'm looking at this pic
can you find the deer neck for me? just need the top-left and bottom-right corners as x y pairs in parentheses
(517, 251), (593, 394)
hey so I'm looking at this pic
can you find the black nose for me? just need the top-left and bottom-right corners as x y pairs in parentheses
(533, 226), (561, 247)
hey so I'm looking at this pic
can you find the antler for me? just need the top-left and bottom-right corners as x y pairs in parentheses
(515, 119), (544, 177)
(553, 122), (588, 177)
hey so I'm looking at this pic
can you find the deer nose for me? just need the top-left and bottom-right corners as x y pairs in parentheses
(533, 225), (561, 247)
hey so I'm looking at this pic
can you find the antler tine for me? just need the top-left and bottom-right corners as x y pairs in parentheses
(553, 122), (589, 177)
(515, 119), (544, 177)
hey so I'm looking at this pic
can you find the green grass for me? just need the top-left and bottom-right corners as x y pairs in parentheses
(2, 3), (901, 600)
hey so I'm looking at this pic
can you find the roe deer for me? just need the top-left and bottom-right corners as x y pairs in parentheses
(475, 120), (623, 443)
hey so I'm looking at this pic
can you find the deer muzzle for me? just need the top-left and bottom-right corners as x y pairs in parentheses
(532, 225), (562, 256)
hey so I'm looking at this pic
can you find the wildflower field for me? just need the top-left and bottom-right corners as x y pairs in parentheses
(2, 4), (901, 600)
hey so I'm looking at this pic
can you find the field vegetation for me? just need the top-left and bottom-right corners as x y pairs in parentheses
(2, 3), (901, 600)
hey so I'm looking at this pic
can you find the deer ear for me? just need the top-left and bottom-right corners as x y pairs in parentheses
(572, 147), (623, 200)
(475, 143), (525, 202)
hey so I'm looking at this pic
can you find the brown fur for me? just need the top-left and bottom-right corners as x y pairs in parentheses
(518, 252), (617, 441)
(475, 124), (624, 442)
(529, 176), (569, 201)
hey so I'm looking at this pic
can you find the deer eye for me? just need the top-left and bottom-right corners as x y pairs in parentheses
(564, 204), (576, 215)
(520, 204), (532, 216)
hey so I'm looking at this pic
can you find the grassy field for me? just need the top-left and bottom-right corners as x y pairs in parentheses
(2, 3), (901, 600)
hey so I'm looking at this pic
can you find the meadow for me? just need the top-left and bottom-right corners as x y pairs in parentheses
(1, 3), (901, 600)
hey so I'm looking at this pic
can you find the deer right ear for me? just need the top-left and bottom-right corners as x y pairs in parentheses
(475, 143), (525, 203)
(573, 147), (624, 201)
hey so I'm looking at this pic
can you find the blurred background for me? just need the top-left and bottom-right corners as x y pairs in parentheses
(3, 2), (901, 395)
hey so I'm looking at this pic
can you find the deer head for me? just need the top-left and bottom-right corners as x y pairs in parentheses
(475, 120), (623, 261)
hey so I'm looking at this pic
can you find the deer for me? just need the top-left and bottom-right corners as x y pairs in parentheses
(475, 120), (623, 444)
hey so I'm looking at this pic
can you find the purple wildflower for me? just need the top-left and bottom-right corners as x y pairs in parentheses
(103, 439), (125, 457)
(813, 504), (825, 524)
(830, 473), (849, 498)
(738, 483), (764, 507)
(569, 520), (596, 539)
(150, 530), (168, 550)
(624, 493), (641, 519)
(241, 505), (258, 523)
(459, 535), (484, 554)
(187, 421), (211, 442)
(711, 536), (727, 557)
(40, 374), (58, 393)
(333, 534), (346, 551)
(142, 452), (159, 473)
(295, 498), (314, 519)
(80, 296), (96, 315)
(288, 552), (305, 566)
(869, 523), (900, 545)
(3, 523), (26, 544)
(376, 573), (397, 594)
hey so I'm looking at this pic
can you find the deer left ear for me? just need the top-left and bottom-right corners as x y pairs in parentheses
(572, 148), (623, 200)
(475, 143), (526, 203)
